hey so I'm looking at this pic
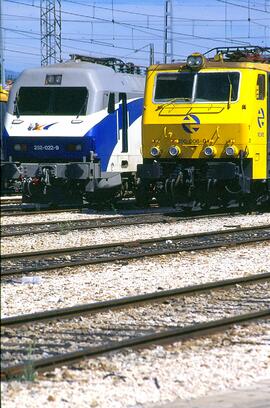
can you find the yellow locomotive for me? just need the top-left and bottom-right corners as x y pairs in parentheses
(136, 46), (270, 209)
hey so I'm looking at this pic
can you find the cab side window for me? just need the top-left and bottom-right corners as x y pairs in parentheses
(119, 92), (128, 152)
(256, 74), (265, 100)
(107, 92), (115, 113)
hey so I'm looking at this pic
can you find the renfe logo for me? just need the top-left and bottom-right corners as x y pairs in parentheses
(28, 122), (57, 131)
(182, 114), (200, 134)
(257, 108), (265, 128)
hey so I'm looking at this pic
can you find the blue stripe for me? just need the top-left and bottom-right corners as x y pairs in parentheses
(3, 98), (143, 169)
(87, 98), (143, 170)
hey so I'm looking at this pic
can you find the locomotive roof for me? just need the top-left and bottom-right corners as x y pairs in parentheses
(10, 60), (145, 94)
(148, 60), (270, 73)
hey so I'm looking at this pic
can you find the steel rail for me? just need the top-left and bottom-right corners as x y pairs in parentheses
(0, 197), (136, 215)
(1, 210), (243, 237)
(1, 224), (270, 276)
(0, 197), (22, 205)
(0, 207), (84, 217)
(1, 201), (264, 218)
(0, 206), (173, 217)
(2, 309), (269, 380)
(2, 272), (269, 328)
(0, 211), (179, 237)
(2, 224), (269, 260)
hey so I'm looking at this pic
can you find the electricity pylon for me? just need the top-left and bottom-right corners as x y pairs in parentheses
(164, 0), (173, 63)
(40, 0), (62, 66)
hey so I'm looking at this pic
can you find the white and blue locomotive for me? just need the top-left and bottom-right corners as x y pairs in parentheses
(1, 55), (145, 205)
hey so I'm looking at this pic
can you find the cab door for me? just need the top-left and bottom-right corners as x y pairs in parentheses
(252, 72), (268, 179)
(119, 92), (128, 153)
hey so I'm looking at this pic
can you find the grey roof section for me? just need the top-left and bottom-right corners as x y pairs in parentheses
(7, 60), (145, 114)
(11, 60), (144, 93)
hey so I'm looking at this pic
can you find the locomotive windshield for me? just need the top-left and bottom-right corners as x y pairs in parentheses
(14, 87), (88, 115)
(154, 71), (240, 103)
(154, 72), (194, 101)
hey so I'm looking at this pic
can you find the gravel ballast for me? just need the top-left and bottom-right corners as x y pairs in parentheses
(1, 213), (270, 255)
(1, 211), (270, 407)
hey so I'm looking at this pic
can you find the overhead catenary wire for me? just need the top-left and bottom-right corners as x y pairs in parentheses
(3, 0), (269, 69)
(216, 0), (270, 13)
(4, 0), (267, 44)
(3, 3), (255, 46)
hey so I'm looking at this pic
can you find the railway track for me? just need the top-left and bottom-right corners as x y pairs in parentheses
(2, 272), (269, 327)
(1, 224), (270, 276)
(0, 197), (138, 216)
(1, 211), (186, 237)
(0, 206), (85, 217)
(3, 311), (267, 380)
(1, 210), (248, 237)
(0, 196), (22, 205)
(1, 200), (265, 218)
(2, 273), (269, 379)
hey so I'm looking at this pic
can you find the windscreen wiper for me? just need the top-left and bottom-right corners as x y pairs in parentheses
(76, 94), (88, 118)
(14, 94), (20, 118)
(227, 74), (233, 109)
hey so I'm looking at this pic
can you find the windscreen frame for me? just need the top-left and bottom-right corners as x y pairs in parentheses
(14, 86), (89, 116)
(153, 70), (241, 104)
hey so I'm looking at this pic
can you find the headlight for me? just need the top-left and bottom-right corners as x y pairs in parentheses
(187, 56), (196, 66)
(150, 146), (161, 157)
(14, 144), (27, 151)
(225, 145), (238, 157)
(168, 146), (181, 157)
(204, 146), (216, 157)
(45, 74), (62, 85)
(67, 144), (82, 152)
(186, 53), (205, 69)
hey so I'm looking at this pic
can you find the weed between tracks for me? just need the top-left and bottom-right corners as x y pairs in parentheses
(6, 344), (37, 382)
(58, 221), (74, 235)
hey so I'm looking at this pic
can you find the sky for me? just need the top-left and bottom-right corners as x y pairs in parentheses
(1, 0), (270, 75)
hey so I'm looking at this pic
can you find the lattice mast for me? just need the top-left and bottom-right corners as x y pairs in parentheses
(40, 0), (62, 66)
(164, 0), (173, 63)
(0, 0), (5, 85)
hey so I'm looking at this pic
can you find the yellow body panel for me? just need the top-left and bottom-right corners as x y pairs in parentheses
(143, 63), (269, 180)
(0, 86), (8, 103)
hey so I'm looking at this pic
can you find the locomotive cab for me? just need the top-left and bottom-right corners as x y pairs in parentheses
(2, 56), (145, 206)
(137, 47), (270, 210)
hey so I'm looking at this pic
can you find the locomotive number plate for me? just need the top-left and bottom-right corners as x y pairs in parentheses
(34, 145), (60, 151)
(179, 138), (200, 144)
